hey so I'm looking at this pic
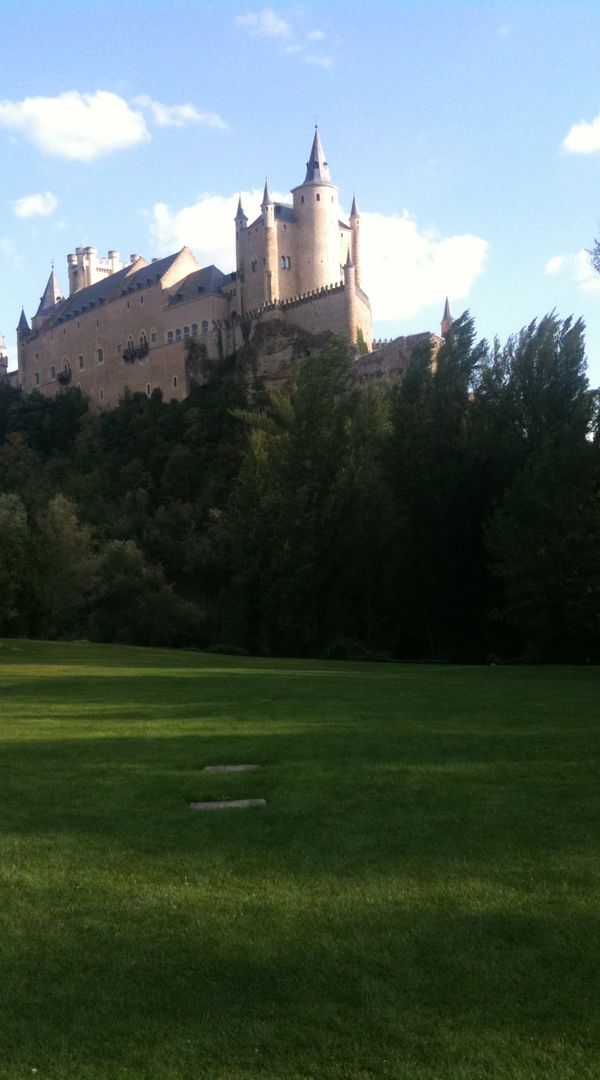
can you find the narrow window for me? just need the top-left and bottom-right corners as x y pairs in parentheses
(175, 328), (182, 340)
(116, 343), (122, 355)
(50, 366), (56, 380)
(167, 331), (174, 344)
(96, 348), (103, 365)
(173, 375), (178, 389)
(146, 383), (151, 397)
(201, 320), (208, 332)
(126, 301), (130, 308)
(140, 331), (148, 347)
(316, 193), (320, 202)
(99, 388), (104, 401)
(150, 329), (157, 344)
(79, 354), (85, 369)
(191, 323), (198, 336)
(301, 195), (304, 204)
(140, 295), (144, 304)
(34, 371), (40, 386)
(183, 325), (190, 337)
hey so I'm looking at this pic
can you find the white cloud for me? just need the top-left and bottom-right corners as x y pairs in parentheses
(149, 193), (487, 321)
(545, 249), (600, 295)
(563, 113), (600, 155)
(235, 9), (292, 38)
(361, 211), (487, 321)
(307, 29), (326, 41)
(134, 95), (227, 130)
(545, 255), (566, 275)
(13, 191), (58, 219)
(0, 90), (149, 161)
(305, 54), (333, 69)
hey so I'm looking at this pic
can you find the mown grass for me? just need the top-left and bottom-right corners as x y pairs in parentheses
(0, 640), (599, 1079)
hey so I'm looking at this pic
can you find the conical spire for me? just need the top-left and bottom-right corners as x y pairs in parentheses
(36, 268), (64, 316)
(441, 296), (454, 337)
(261, 177), (272, 206)
(303, 126), (332, 184)
(350, 193), (359, 218)
(235, 194), (247, 221)
(344, 244), (354, 269)
(17, 308), (30, 335)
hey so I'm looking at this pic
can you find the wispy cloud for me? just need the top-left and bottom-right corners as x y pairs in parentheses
(0, 90), (227, 162)
(235, 9), (331, 67)
(544, 249), (600, 294)
(563, 112), (600, 154)
(149, 192), (487, 322)
(13, 191), (58, 219)
(235, 9), (292, 38)
(134, 95), (227, 130)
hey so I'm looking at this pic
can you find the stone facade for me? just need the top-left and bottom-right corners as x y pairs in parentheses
(16, 130), (373, 408)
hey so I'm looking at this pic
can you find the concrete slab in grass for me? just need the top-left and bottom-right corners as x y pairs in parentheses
(202, 764), (260, 773)
(190, 799), (267, 811)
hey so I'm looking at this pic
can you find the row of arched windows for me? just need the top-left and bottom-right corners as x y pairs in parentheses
(166, 322), (208, 344)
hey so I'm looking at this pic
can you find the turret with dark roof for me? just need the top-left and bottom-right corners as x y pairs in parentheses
(441, 296), (454, 337)
(302, 126), (332, 185)
(17, 308), (30, 336)
(36, 268), (65, 317)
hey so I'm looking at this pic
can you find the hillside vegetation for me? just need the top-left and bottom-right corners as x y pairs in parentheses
(1, 314), (599, 661)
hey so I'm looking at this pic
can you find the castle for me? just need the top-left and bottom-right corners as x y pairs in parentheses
(13, 129), (377, 408)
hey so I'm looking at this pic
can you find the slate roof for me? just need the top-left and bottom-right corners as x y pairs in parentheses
(17, 308), (30, 334)
(45, 251), (185, 327)
(167, 264), (228, 304)
(302, 127), (332, 185)
(37, 269), (65, 316)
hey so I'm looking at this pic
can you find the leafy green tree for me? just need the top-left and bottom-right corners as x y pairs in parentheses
(0, 494), (39, 636)
(36, 494), (98, 638)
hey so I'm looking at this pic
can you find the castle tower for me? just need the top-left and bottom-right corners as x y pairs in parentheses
(17, 308), (30, 339)
(349, 194), (362, 289)
(292, 127), (342, 294)
(261, 178), (278, 303)
(234, 196), (249, 313)
(343, 246), (358, 345)
(441, 297), (454, 337)
(31, 267), (65, 331)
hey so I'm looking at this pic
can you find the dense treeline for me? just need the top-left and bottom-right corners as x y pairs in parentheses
(1, 312), (599, 662)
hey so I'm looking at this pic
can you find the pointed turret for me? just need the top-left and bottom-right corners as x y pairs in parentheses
(36, 268), (64, 317)
(303, 126), (332, 185)
(17, 308), (30, 336)
(261, 177), (272, 207)
(350, 194), (359, 219)
(235, 194), (247, 224)
(344, 245), (354, 269)
(441, 296), (454, 337)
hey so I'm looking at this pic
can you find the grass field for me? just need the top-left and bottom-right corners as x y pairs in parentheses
(0, 640), (599, 1079)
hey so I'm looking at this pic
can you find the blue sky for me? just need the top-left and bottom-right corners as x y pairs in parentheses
(2, 0), (600, 383)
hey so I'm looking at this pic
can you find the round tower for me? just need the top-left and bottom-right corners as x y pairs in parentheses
(350, 194), (361, 289)
(343, 247), (358, 346)
(261, 179), (279, 303)
(291, 128), (342, 294)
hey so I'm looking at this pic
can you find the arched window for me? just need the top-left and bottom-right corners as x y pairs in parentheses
(140, 330), (148, 347)
(150, 329), (157, 344)
(95, 348), (103, 365)
(34, 371), (40, 386)
(167, 331), (174, 344)
(183, 325), (190, 338)
(127, 335), (135, 351)
(175, 328), (182, 340)
(201, 320), (208, 332)
(191, 323), (198, 336)
(64, 357), (71, 372)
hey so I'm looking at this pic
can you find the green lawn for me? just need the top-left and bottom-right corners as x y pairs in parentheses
(1, 640), (599, 1079)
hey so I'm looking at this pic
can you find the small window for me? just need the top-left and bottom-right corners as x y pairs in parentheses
(183, 325), (190, 337)
(191, 323), (198, 336)
(50, 366), (56, 380)
(150, 329), (157, 344)
(316, 193), (320, 202)
(126, 301), (130, 308)
(251, 259), (257, 273)
(201, 320), (208, 332)
(175, 328), (182, 340)
(301, 195), (304, 204)
(140, 331), (147, 347)
(116, 343), (122, 355)
(99, 388), (104, 401)
(35, 352), (39, 361)
(127, 336), (135, 351)
(79, 354), (85, 369)
(167, 331), (174, 344)
(280, 256), (291, 270)
(96, 348), (103, 365)
(173, 375), (178, 389)
(34, 371), (40, 386)
(77, 321), (80, 329)
(140, 295), (144, 304)
(146, 383), (151, 396)
(64, 358), (71, 372)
